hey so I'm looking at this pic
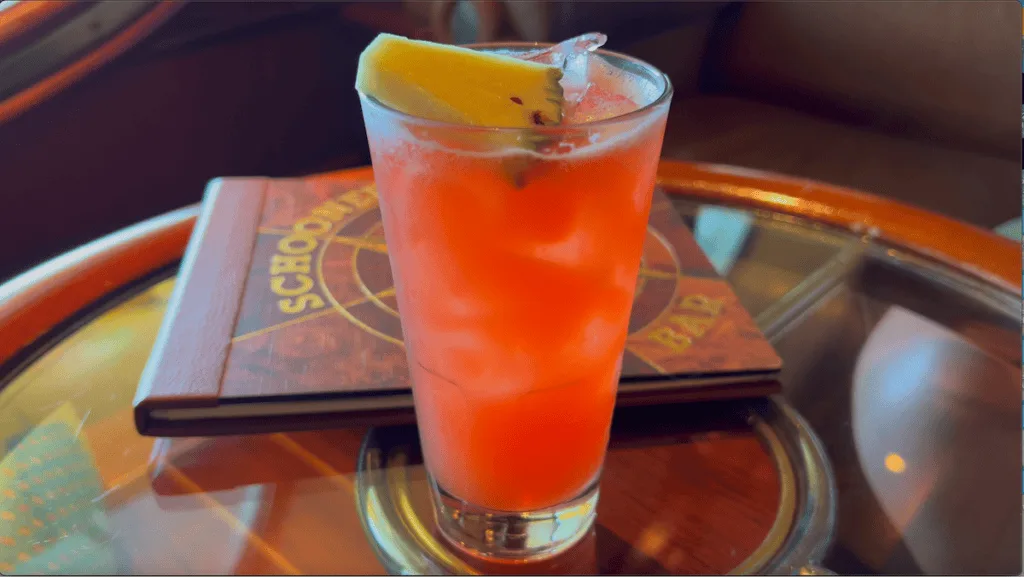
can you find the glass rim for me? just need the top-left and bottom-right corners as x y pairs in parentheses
(358, 40), (674, 133)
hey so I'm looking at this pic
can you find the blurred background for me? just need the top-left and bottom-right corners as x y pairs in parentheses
(0, 0), (1020, 281)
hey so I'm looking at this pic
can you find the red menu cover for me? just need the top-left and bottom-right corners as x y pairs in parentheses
(134, 169), (781, 436)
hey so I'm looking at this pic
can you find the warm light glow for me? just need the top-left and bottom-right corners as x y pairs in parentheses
(885, 452), (906, 474)
(636, 524), (669, 557)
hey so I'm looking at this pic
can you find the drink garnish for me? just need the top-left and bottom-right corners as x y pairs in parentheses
(356, 33), (564, 128)
(356, 33), (611, 188)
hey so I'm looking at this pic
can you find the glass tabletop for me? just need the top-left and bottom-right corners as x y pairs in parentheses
(0, 190), (1019, 575)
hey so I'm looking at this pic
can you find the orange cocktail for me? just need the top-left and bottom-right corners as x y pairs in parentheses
(359, 42), (672, 560)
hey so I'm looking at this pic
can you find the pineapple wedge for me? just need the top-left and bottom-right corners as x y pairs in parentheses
(355, 34), (564, 128)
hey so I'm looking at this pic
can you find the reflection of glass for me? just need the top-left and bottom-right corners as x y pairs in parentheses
(692, 206), (754, 275)
(994, 217), (1022, 241)
(852, 306), (1022, 574)
(772, 252), (1022, 575)
(358, 45), (672, 560)
(0, 403), (120, 575)
(673, 198), (856, 322)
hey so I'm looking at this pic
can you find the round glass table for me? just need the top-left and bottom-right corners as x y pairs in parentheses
(0, 161), (1019, 575)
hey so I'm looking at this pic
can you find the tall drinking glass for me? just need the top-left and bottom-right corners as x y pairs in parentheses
(358, 43), (672, 561)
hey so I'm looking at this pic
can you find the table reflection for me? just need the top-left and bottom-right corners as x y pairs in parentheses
(0, 404), (119, 574)
(851, 307), (1021, 574)
(692, 206), (755, 275)
(774, 253), (1022, 575)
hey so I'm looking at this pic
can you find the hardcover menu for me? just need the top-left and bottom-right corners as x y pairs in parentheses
(134, 169), (781, 436)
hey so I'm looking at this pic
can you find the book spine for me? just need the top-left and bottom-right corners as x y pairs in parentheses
(134, 178), (268, 434)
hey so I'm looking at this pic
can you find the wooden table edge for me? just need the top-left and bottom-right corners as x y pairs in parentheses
(0, 0), (182, 125)
(0, 1), (74, 46)
(657, 162), (1021, 295)
(0, 205), (197, 368)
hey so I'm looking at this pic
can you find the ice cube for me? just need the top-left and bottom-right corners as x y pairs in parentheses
(523, 32), (607, 120)
(577, 315), (624, 364)
(564, 55), (653, 124)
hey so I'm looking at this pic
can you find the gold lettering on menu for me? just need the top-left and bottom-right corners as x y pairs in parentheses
(277, 235), (317, 255)
(270, 254), (311, 275)
(271, 184), (378, 314)
(270, 275), (313, 296)
(312, 201), (354, 221)
(647, 294), (725, 354)
(293, 217), (333, 236)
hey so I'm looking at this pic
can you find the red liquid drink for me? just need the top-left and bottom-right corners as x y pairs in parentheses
(359, 42), (672, 560)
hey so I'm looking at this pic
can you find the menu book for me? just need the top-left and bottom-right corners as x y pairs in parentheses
(134, 169), (782, 437)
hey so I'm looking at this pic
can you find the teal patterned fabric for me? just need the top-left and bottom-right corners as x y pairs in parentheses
(0, 405), (118, 575)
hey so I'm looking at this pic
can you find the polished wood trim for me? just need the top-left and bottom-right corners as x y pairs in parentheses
(658, 161), (1022, 295)
(0, 0), (75, 46)
(308, 165), (377, 183)
(0, 1), (181, 125)
(0, 205), (197, 367)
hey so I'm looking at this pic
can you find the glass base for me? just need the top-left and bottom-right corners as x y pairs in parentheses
(355, 399), (836, 575)
(429, 477), (599, 562)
